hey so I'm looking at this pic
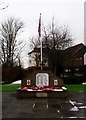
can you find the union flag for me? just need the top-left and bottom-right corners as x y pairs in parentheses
(38, 13), (41, 37)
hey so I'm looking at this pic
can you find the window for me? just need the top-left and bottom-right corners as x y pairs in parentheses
(29, 60), (31, 63)
(76, 57), (82, 60)
(29, 54), (31, 57)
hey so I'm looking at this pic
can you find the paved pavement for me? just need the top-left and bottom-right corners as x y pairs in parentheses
(1, 92), (86, 119)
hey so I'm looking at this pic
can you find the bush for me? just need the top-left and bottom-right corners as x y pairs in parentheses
(2, 64), (25, 84)
(63, 76), (85, 84)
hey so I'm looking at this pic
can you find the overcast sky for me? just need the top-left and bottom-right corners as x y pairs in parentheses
(0, 0), (84, 67)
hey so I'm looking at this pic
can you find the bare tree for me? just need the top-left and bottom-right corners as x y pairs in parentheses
(42, 18), (73, 50)
(29, 37), (41, 67)
(29, 18), (74, 75)
(29, 37), (40, 50)
(42, 20), (73, 74)
(0, 17), (24, 66)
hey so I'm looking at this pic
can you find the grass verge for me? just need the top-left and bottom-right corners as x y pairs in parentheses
(0, 84), (86, 92)
(0, 84), (21, 92)
(65, 84), (86, 92)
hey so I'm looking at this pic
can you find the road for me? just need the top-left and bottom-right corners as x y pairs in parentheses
(1, 92), (86, 119)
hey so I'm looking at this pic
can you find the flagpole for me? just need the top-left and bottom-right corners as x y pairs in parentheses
(40, 13), (42, 70)
(40, 34), (42, 70)
(38, 13), (42, 70)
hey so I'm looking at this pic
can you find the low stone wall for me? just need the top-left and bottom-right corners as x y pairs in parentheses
(16, 89), (68, 98)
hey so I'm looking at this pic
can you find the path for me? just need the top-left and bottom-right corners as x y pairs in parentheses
(1, 92), (86, 119)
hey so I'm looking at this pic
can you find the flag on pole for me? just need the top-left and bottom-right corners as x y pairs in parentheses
(38, 13), (41, 37)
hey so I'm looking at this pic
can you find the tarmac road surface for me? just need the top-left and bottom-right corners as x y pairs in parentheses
(1, 92), (86, 119)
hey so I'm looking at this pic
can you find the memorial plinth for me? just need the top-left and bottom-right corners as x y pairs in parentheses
(17, 68), (68, 98)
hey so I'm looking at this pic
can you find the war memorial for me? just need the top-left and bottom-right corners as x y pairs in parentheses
(17, 13), (68, 98)
(17, 67), (68, 98)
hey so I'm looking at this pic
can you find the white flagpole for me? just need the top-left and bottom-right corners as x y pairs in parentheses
(40, 13), (42, 70)
(40, 34), (42, 70)
(38, 13), (42, 70)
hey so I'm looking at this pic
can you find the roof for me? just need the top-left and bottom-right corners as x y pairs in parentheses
(28, 47), (50, 55)
(64, 43), (86, 58)
(64, 43), (86, 68)
(28, 48), (40, 55)
(28, 43), (86, 55)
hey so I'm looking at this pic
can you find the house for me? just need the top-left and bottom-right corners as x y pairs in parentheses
(29, 43), (86, 66)
(64, 43), (86, 69)
(28, 43), (86, 74)
(28, 48), (48, 67)
(62, 43), (86, 80)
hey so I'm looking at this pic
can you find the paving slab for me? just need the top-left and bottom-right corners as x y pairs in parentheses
(1, 92), (86, 119)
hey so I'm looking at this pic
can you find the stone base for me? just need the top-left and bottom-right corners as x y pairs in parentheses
(16, 90), (68, 98)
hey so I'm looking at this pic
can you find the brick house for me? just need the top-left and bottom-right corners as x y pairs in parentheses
(64, 43), (86, 69)
(62, 43), (86, 79)
(28, 43), (86, 76)
(29, 43), (86, 66)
